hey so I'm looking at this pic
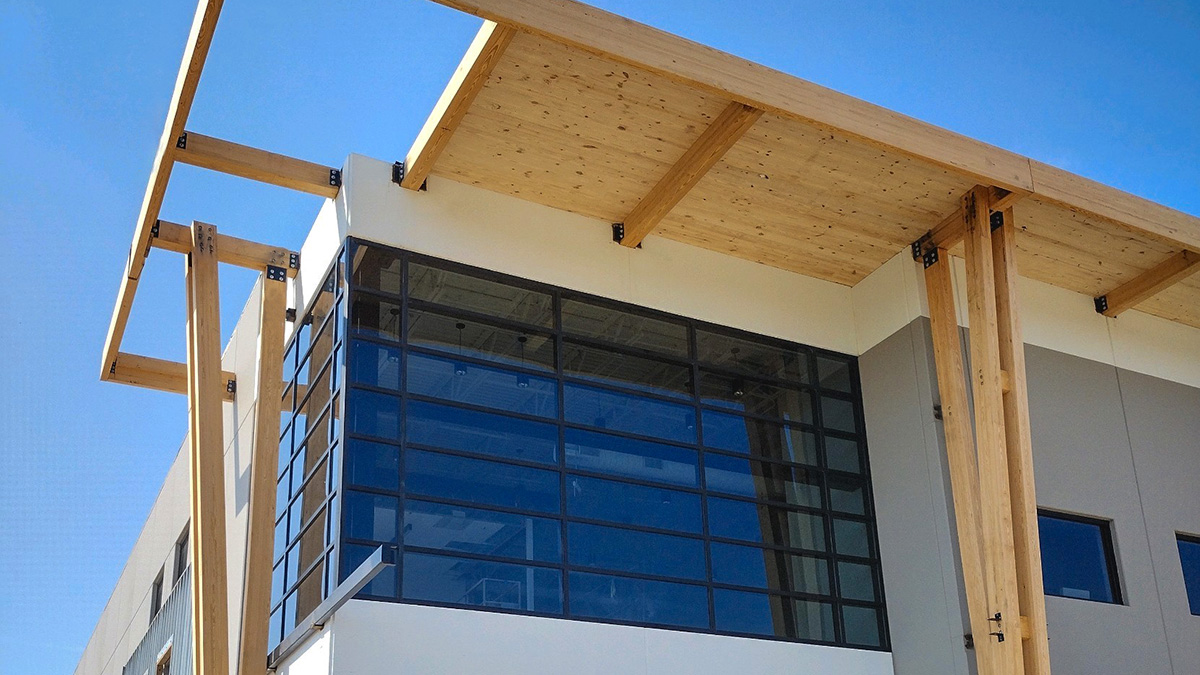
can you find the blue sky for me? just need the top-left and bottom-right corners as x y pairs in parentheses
(1, 0), (1197, 672)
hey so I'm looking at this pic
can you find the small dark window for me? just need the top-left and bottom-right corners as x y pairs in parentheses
(1178, 533), (1200, 616)
(173, 528), (189, 584)
(150, 568), (165, 620)
(1038, 510), (1122, 604)
(156, 646), (172, 675)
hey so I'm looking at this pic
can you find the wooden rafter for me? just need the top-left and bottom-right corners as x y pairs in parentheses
(992, 208), (1052, 673)
(185, 221), (230, 675)
(175, 132), (341, 199)
(618, 101), (763, 248)
(101, 0), (224, 381)
(109, 352), (235, 402)
(152, 220), (298, 276)
(917, 186), (1026, 255)
(1095, 249), (1200, 317)
(238, 272), (288, 675)
(401, 21), (516, 190)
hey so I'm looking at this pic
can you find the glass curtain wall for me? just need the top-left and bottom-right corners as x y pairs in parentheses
(333, 238), (888, 649)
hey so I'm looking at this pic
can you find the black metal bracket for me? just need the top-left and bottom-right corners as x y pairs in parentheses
(990, 210), (1004, 231)
(987, 612), (1004, 641)
(911, 231), (933, 261)
(1094, 295), (1109, 314)
(288, 252), (300, 270)
(932, 404), (943, 421)
(226, 379), (236, 395)
(109, 360), (117, 375)
(922, 247), (940, 269)
(176, 132), (187, 150)
(150, 220), (160, 238)
(612, 223), (625, 243)
(990, 631), (1005, 642)
(329, 168), (342, 188)
(265, 265), (287, 282)
(285, 308), (297, 323)
(392, 161), (405, 185)
(964, 633), (975, 650)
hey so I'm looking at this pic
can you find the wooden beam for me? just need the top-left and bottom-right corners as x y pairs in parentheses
(1095, 250), (1200, 317)
(427, 0), (1035, 192)
(101, 0), (224, 381)
(923, 249), (996, 674)
(401, 21), (516, 190)
(152, 220), (298, 277)
(185, 221), (230, 675)
(619, 101), (763, 248)
(993, 208), (1052, 674)
(960, 185), (1023, 668)
(237, 272), (288, 675)
(919, 186), (1026, 255)
(110, 352), (234, 402)
(175, 132), (341, 199)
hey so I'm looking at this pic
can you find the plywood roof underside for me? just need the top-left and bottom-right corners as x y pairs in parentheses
(430, 30), (1200, 328)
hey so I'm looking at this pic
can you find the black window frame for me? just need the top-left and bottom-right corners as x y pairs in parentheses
(1177, 532), (1200, 616)
(172, 527), (189, 585)
(330, 237), (889, 650)
(1037, 509), (1123, 605)
(150, 567), (164, 621)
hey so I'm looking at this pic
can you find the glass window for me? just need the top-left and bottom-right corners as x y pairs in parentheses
(569, 523), (705, 580)
(334, 242), (886, 649)
(408, 353), (557, 419)
(1038, 511), (1121, 603)
(567, 474), (701, 533)
(565, 428), (698, 487)
(404, 500), (560, 563)
(1177, 534), (1200, 616)
(403, 552), (563, 614)
(569, 572), (708, 629)
(405, 449), (560, 514)
(406, 400), (557, 466)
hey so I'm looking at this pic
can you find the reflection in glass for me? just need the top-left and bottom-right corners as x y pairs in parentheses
(833, 519), (871, 558)
(349, 340), (401, 390)
(696, 329), (808, 383)
(409, 309), (555, 372)
(344, 438), (399, 491)
(707, 497), (826, 551)
(405, 449), (560, 514)
(568, 474), (701, 533)
(409, 263), (554, 327)
(350, 293), (402, 342)
(404, 500), (560, 563)
(837, 561), (876, 602)
(710, 542), (829, 595)
(568, 522), (705, 580)
(341, 542), (397, 598)
(562, 341), (691, 399)
(345, 389), (399, 439)
(560, 298), (688, 357)
(829, 476), (867, 515)
(564, 382), (695, 444)
(565, 428), (698, 487)
(344, 491), (398, 543)
(403, 552), (563, 613)
(407, 400), (558, 465)
(349, 243), (402, 296)
(408, 353), (557, 418)
(704, 454), (822, 508)
(816, 356), (853, 393)
(843, 605), (881, 646)
(699, 371), (813, 423)
(824, 435), (861, 474)
(821, 396), (858, 433)
(569, 572), (707, 628)
(701, 410), (817, 465)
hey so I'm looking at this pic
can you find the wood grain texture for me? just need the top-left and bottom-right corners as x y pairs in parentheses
(993, 209), (1051, 674)
(175, 132), (340, 198)
(185, 221), (229, 675)
(1097, 250), (1200, 317)
(403, 21), (516, 189)
(102, 0), (223, 380)
(619, 101), (762, 247)
(110, 352), (234, 402)
(960, 187), (1023, 671)
(152, 220), (298, 276)
(237, 274), (287, 675)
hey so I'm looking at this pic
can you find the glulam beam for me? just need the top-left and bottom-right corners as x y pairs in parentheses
(618, 101), (762, 248)
(109, 352), (235, 402)
(917, 186), (1025, 256)
(1094, 250), (1200, 317)
(401, 21), (516, 190)
(175, 132), (342, 199)
(151, 220), (298, 276)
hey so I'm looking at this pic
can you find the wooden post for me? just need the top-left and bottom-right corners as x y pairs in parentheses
(236, 270), (288, 675)
(960, 186), (1023, 671)
(923, 249), (998, 674)
(992, 208), (1052, 673)
(186, 221), (230, 675)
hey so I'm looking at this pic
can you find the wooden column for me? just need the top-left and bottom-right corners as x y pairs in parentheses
(185, 221), (230, 675)
(960, 186), (1023, 671)
(236, 270), (288, 675)
(923, 249), (998, 674)
(992, 208), (1052, 673)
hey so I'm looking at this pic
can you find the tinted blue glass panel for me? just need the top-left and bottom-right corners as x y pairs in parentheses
(710, 542), (830, 595)
(1178, 536), (1200, 615)
(344, 491), (398, 543)
(563, 382), (695, 443)
(341, 542), (398, 598)
(404, 500), (560, 563)
(843, 605), (882, 646)
(567, 474), (701, 533)
(701, 410), (818, 465)
(1038, 513), (1119, 603)
(349, 340), (401, 390)
(350, 293), (402, 342)
(409, 262), (555, 327)
(344, 438), (399, 491)
(704, 454), (822, 508)
(560, 298), (688, 357)
(569, 572), (708, 629)
(405, 449), (560, 514)
(568, 523), (705, 581)
(699, 371), (813, 423)
(793, 599), (836, 642)
(403, 552), (563, 614)
(838, 561), (876, 602)
(713, 589), (783, 637)
(408, 309), (555, 372)
(406, 400), (557, 465)
(562, 341), (691, 399)
(407, 352), (557, 418)
(565, 428), (697, 487)
(346, 388), (399, 439)
(707, 497), (826, 551)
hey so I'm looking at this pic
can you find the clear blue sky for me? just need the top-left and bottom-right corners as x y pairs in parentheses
(1, 0), (1197, 672)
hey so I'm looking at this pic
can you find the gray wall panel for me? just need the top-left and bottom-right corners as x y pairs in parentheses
(122, 568), (191, 675)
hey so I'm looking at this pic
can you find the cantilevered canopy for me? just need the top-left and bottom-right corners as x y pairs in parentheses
(403, 0), (1200, 328)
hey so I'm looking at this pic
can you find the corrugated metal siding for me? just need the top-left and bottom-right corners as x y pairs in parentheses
(123, 568), (192, 675)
